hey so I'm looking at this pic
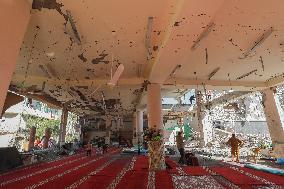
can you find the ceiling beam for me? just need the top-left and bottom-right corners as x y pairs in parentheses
(147, 0), (225, 84)
(265, 73), (284, 88)
(144, 0), (186, 79)
(12, 74), (145, 87)
(164, 78), (268, 91)
(205, 91), (252, 109)
(13, 74), (275, 92)
(15, 92), (62, 109)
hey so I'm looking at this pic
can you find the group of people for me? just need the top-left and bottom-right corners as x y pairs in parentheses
(84, 139), (108, 157)
(33, 136), (56, 148)
(176, 131), (243, 165)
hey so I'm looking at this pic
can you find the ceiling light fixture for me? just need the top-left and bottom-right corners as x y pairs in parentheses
(39, 65), (52, 79)
(208, 67), (220, 80)
(191, 22), (215, 51)
(137, 64), (142, 78)
(65, 10), (81, 45)
(145, 17), (154, 60)
(169, 64), (182, 78)
(107, 64), (124, 87)
(46, 52), (55, 57)
(240, 27), (273, 59)
(45, 64), (58, 78)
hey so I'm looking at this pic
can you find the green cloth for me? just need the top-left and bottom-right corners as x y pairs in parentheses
(183, 123), (192, 140)
(166, 126), (176, 131)
(165, 124), (192, 140)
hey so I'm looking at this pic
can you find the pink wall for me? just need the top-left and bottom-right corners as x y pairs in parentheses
(0, 1), (31, 114)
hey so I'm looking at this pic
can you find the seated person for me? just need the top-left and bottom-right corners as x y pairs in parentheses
(85, 141), (92, 156)
(102, 143), (108, 154)
(185, 152), (199, 166)
(252, 147), (261, 163)
(34, 137), (41, 146)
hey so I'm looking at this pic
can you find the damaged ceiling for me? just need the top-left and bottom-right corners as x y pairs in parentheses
(10, 0), (284, 118)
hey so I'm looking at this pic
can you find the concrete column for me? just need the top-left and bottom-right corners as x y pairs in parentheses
(43, 128), (51, 149)
(202, 109), (214, 145)
(28, 126), (36, 151)
(105, 118), (111, 145)
(115, 118), (120, 130)
(132, 113), (137, 145)
(59, 108), (68, 144)
(147, 84), (163, 129)
(196, 90), (205, 147)
(147, 84), (165, 170)
(0, 1), (31, 114)
(136, 110), (144, 143)
(261, 88), (284, 145)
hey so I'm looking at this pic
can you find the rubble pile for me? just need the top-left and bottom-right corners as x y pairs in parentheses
(184, 90), (278, 161)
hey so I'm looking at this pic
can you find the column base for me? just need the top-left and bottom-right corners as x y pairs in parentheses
(199, 140), (205, 148)
(273, 143), (284, 158)
(148, 141), (166, 171)
(132, 138), (138, 146)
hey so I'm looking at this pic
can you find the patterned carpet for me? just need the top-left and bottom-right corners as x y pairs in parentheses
(0, 150), (283, 189)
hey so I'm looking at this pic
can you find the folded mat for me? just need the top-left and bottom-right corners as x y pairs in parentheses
(240, 166), (284, 185)
(245, 164), (284, 176)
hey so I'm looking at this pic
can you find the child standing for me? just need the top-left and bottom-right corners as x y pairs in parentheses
(86, 141), (92, 156)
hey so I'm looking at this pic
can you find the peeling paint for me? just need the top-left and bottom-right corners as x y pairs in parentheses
(32, 0), (67, 20)
(91, 51), (109, 64)
(105, 99), (121, 109)
(153, 46), (158, 51)
(70, 87), (87, 102)
(77, 86), (88, 89)
(174, 21), (181, 26)
(78, 53), (87, 62)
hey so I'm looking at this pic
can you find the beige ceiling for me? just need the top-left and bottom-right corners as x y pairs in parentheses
(11, 0), (284, 117)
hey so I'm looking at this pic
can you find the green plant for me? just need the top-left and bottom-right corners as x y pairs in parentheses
(22, 114), (61, 139)
(143, 126), (163, 141)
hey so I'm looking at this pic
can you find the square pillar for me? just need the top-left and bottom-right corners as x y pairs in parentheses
(105, 118), (112, 145)
(147, 83), (165, 170)
(147, 84), (163, 129)
(28, 126), (36, 151)
(262, 88), (284, 158)
(136, 110), (144, 143)
(196, 90), (205, 147)
(59, 107), (68, 144)
(132, 113), (138, 145)
(261, 88), (284, 144)
(43, 128), (51, 149)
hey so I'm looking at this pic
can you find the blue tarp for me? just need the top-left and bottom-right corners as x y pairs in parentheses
(245, 163), (284, 176)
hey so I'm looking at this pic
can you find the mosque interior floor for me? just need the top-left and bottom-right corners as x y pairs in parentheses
(0, 148), (283, 189)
